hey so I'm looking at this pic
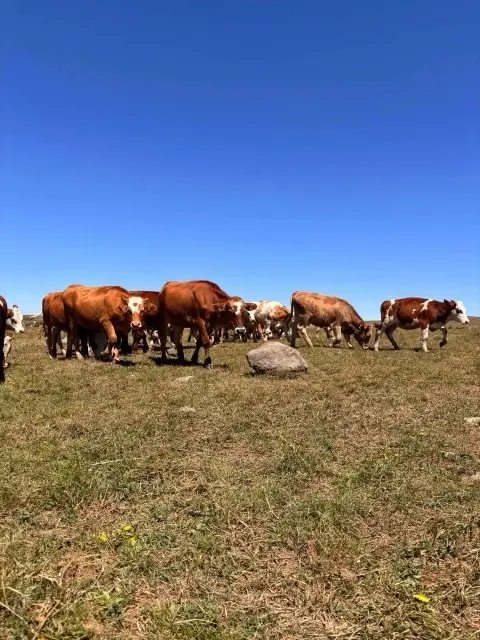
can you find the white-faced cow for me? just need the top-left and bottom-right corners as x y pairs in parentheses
(288, 291), (372, 349)
(6, 304), (24, 333)
(62, 284), (156, 362)
(158, 280), (245, 368)
(373, 298), (469, 352)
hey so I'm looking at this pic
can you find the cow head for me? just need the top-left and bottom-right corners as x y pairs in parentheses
(10, 305), (24, 333)
(349, 322), (373, 349)
(445, 299), (469, 325)
(210, 301), (243, 331)
(125, 296), (158, 329)
(230, 299), (247, 336)
(244, 302), (258, 324)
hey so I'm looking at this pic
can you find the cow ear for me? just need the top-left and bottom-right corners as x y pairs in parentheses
(444, 299), (455, 308)
(144, 303), (158, 314)
(7, 309), (14, 319)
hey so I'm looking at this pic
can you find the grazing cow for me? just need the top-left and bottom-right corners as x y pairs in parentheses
(158, 280), (245, 368)
(62, 284), (157, 362)
(1, 295), (14, 382)
(373, 298), (469, 352)
(6, 305), (24, 333)
(253, 301), (290, 342)
(288, 291), (372, 349)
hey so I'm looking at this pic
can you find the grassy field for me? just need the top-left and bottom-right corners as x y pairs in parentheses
(1, 323), (479, 639)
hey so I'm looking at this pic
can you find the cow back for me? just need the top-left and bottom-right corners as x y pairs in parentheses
(62, 284), (131, 330)
(159, 280), (231, 325)
(292, 291), (363, 327)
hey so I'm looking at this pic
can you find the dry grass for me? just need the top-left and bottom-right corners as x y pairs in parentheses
(1, 322), (479, 639)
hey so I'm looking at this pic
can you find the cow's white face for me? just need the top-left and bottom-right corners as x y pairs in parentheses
(232, 300), (246, 335)
(11, 305), (24, 333)
(127, 296), (145, 328)
(449, 300), (469, 324)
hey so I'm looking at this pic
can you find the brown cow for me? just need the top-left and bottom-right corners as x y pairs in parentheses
(158, 280), (245, 368)
(288, 291), (372, 349)
(62, 284), (157, 362)
(127, 290), (164, 352)
(42, 291), (68, 357)
(373, 297), (469, 352)
(1, 295), (14, 382)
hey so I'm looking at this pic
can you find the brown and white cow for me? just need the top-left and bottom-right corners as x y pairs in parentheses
(288, 291), (372, 349)
(158, 280), (245, 368)
(6, 305), (24, 333)
(373, 298), (469, 352)
(62, 284), (156, 362)
(128, 290), (162, 352)
(1, 295), (14, 382)
(251, 301), (290, 342)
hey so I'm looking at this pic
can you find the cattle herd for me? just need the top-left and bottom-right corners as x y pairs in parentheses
(0, 279), (471, 382)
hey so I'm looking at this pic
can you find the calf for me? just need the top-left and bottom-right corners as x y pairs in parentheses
(158, 280), (245, 368)
(373, 298), (469, 352)
(289, 291), (372, 349)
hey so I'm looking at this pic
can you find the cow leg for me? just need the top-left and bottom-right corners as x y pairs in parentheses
(118, 333), (130, 355)
(65, 319), (74, 359)
(296, 325), (312, 347)
(173, 326), (185, 363)
(439, 326), (448, 348)
(100, 322), (119, 362)
(385, 326), (400, 350)
(420, 326), (429, 352)
(191, 320), (212, 368)
(47, 325), (55, 358)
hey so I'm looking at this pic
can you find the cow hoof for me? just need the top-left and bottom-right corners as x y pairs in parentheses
(440, 341), (447, 348)
(75, 352), (84, 361)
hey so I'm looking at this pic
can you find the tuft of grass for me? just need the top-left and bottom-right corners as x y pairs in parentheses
(0, 322), (479, 638)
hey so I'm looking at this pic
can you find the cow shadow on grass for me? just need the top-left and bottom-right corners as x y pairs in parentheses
(149, 357), (229, 370)
(149, 357), (202, 368)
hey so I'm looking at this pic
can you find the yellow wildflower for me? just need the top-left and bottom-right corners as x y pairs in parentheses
(414, 593), (430, 603)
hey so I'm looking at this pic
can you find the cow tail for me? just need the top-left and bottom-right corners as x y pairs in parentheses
(284, 297), (295, 329)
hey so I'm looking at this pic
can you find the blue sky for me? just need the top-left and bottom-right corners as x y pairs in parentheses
(2, 1), (479, 317)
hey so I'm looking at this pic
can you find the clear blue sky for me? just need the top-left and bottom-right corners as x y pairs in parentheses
(2, 1), (479, 318)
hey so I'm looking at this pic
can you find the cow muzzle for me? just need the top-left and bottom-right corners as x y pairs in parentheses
(131, 320), (142, 328)
(235, 327), (246, 336)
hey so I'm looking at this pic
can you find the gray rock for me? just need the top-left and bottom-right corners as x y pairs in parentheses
(246, 342), (308, 374)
